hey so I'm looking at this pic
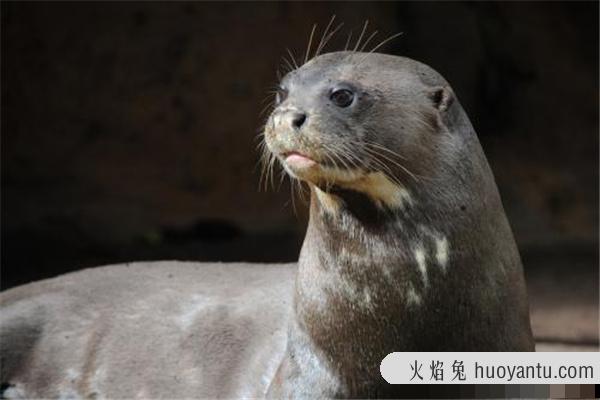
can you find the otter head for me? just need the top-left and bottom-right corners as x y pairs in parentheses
(263, 51), (458, 212)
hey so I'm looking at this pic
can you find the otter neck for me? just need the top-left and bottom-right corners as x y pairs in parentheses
(291, 185), (433, 392)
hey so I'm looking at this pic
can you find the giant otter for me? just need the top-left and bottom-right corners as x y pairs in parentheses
(0, 48), (534, 399)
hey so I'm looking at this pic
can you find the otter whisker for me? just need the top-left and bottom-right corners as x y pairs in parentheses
(362, 145), (413, 177)
(258, 144), (273, 192)
(331, 142), (361, 172)
(325, 144), (353, 173)
(355, 145), (401, 180)
(260, 93), (276, 105)
(288, 177), (308, 215)
(254, 132), (266, 147)
(314, 15), (336, 59)
(362, 145), (420, 183)
(315, 22), (344, 58)
(286, 48), (299, 69)
(353, 20), (369, 52)
(281, 58), (294, 74)
(363, 145), (414, 176)
(315, 147), (340, 190)
(321, 150), (340, 185)
(261, 86), (281, 110)
(278, 168), (287, 189)
(296, 178), (309, 202)
(364, 154), (406, 188)
(255, 136), (266, 155)
(289, 178), (297, 215)
(264, 153), (274, 191)
(329, 142), (365, 172)
(344, 147), (367, 171)
(358, 30), (378, 53)
(355, 32), (404, 67)
(344, 31), (353, 51)
(368, 32), (403, 54)
(258, 101), (275, 118)
(255, 118), (270, 132)
(327, 141), (412, 193)
(304, 24), (318, 64)
(258, 138), (275, 192)
(269, 151), (279, 191)
(255, 140), (265, 162)
(362, 140), (408, 160)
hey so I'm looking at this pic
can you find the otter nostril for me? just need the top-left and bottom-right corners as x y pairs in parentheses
(291, 113), (307, 129)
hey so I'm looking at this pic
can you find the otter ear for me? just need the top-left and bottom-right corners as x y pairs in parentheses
(429, 86), (454, 112)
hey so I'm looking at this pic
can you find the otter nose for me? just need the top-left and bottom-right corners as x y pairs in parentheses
(290, 112), (307, 130)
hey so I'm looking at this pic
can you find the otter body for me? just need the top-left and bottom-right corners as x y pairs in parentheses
(1, 262), (295, 398)
(1, 52), (534, 399)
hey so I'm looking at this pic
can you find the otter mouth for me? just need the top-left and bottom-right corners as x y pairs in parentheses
(282, 151), (318, 170)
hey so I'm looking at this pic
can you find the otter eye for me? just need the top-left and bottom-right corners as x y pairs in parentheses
(329, 88), (354, 108)
(275, 86), (288, 106)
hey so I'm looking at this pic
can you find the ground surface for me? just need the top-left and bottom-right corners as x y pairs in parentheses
(524, 246), (598, 352)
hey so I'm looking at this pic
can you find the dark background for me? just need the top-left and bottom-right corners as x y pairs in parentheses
(1, 2), (598, 346)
